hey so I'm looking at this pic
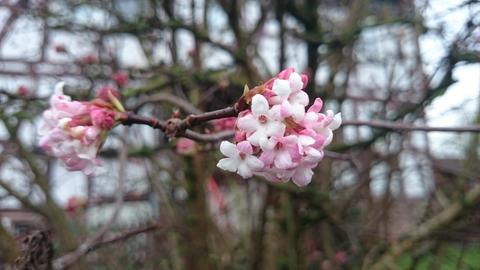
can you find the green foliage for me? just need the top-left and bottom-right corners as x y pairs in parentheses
(396, 245), (480, 270)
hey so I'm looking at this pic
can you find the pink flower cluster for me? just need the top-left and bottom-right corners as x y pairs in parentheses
(39, 83), (124, 175)
(217, 68), (341, 186)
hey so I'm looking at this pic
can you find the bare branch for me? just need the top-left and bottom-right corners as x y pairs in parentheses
(121, 105), (240, 140)
(367, 184), (480, 270)
(342, 119), (480, 132)
(134, 92), (203, 114)
(52, 222), (169, 269)
(52, 131), (129, 270)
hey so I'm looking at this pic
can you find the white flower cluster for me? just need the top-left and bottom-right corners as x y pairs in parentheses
(217, 68), (341, 186)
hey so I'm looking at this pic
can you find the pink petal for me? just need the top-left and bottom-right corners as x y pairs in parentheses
(277, 67), (295, 79)
(288, 144), (302, 162)
(235, 130), (247, 143)
(90, 108), (116, 130)
(311, 134), (326, 149)
(280, 101), (293, 119)
(259, 151), (275, 166)
(301, 74), (309, 88)
(308, 98), (323, 113)
(236, 141), (253, 155)
(322, 110), (335, 127)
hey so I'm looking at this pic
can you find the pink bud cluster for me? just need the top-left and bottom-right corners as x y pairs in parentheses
(212, 117), (236, 131)
(217, 68), (341, 186)
(39, 83), (123, 175)
(176, 138), (197, 155)
(112, 71), (129, 88)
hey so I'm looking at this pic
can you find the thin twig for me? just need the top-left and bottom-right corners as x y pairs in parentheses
(83, 222), (162, 253)
(343, 120), (480, 132)
(52, 222), (168, 267)
(368, 184), (480, 270)
(53, 130), (128, 270)
(183, 130), (235, 142)
(121, 105), (239, 140)
(134, 93), (203, 114)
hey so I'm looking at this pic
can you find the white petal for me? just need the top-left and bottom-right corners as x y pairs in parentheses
(259, 137), (275, 151)
(265, 121), (286, 137)
(246, 156), (264, 171)
(251, 94), (269, 116)
(292, 167), (313, 187)
(291, 104), (305, 122)
(42, 110), (55, 122)
(237, 114), (259, 132)
(54, 82), (66, 95)
(290, 90), (309, 106)
(305, 148), (323, 163)
(282, 135), (298, 145)
(272, 79), (291, 98)
(85, 127), (100, 141)
(247, 129), (267, 146)
(299, 135), (315, 146)
(274, 150), (293, 169)
(237, 162), (253, 178)
(329, 113), (342, 130)
(274, 168), (295, 181)
(317, 128), (333, 146)
(304, 112), (318, 123)
(289, 72), (304, 92)
(77, 144), (97, 159)
(70, 126), (85, 137)
(217, 158), (238, 172)
(220, 141), (238, 157)
(82, 162), (96, 176)
(57, 117), (71, 129)
(259, 171), (282, 183)
(268, 105), (282, 120)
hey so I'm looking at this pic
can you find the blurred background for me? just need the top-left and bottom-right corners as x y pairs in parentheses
(0, 0), (479, 269)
